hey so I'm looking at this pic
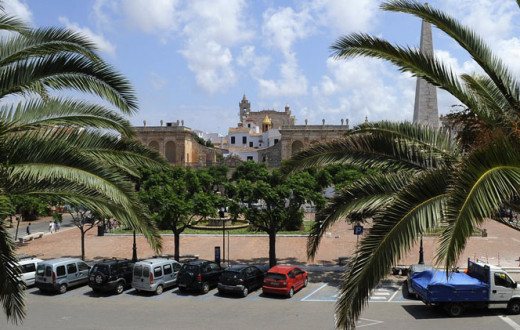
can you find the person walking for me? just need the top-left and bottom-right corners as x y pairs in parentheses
(50, 221), (55, 233)
(49, 220), (54, 233)
(56, 220), (61, 232)
(26, 223), (31, 235)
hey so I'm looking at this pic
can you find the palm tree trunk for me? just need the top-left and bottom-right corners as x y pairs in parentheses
(174, 232), (180, 262)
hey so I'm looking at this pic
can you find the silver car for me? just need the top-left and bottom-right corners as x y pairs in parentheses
(132, 258), (181, 295)
(35, 258), (90, 294)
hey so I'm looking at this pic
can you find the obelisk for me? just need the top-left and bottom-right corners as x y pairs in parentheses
(413, 18), (439, 128)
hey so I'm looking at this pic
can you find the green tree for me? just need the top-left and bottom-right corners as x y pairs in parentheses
(0, 6), (164, 323)
(138, 167), (218, 261)
(68, 207), (98, 261)
(285, 1), (520, 327)
(234, 162), (325, 267)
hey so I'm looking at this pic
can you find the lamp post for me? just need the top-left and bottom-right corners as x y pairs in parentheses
(132, 230), (137, 262)
(418, 235), (424, 264)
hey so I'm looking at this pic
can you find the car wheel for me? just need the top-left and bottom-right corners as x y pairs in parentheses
(508, 300), (520, 315)
(115, 282), (125, 295)
(178, 287), (186, 293)
(58, 284), (67, 294)
(288, 287), (294, 298)
(201, 282), (210, 294)
(94, 273), (104, 284)
(155, 285), (164, 295)
(92, 288), (101, 293)
(242, 287), (249, 297)
(448, 303), (463, 317)
(304, 277), (308, 287)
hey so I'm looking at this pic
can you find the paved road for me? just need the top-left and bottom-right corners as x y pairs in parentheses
(4, 281), (520, 329)
(8, 213), (76, 240)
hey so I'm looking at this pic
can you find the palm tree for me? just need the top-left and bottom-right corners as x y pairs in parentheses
(285, 1), (520, 328)
(0, 6), (165, 323)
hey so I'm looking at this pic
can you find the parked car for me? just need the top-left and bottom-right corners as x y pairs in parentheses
(177, 260), (223, 294)
(15, 256), (43, 287)
(262, 265), (308, 298)
(89, 258), (134, 294)
(35, 258), (90, 294)
(132, 258), (181, 295)
(218, 264), (269, 297)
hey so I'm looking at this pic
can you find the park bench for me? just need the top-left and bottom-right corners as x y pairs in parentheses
(18, 232), (44, 243)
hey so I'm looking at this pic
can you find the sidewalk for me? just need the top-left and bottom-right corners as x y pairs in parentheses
(13, 216), (520, 270)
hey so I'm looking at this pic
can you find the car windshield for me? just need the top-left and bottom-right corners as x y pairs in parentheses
(181, 264), (199, 272)
(222, 271), (240, 279)
(266, 273), (286, 281)
(36, 265), (45, 276)
(133, 264), (142, 277)
(91, 264), (110, 275)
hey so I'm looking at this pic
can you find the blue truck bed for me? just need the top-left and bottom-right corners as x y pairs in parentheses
(411, 270), (489, 303)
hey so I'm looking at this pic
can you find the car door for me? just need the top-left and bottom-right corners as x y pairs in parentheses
(163, 263), (174, 288)
(251, 266), (263, 290)
(294, 268), (304, 289)
(490, 271), (515, 309)
(287, 270), (296, 290)
(172, 262), (181, 283)
(21, 262), (37, 286)
(66, 262), (79, 285)
(208, 262), (222, 285)
(77, 261), (90, 284)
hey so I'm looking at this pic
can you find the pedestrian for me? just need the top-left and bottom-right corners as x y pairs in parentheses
(50, 221), (55, 233)
(49, 220), (54, 233)
(56, 221), (61, 232)
(26, 222), (31, 235)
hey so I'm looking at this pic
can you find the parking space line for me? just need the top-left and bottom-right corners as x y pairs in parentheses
(300, 283), (327, 301)
(499, 315), (520, 329)
(388, 285), (400, 301)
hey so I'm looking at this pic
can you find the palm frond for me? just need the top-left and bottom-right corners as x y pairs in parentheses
(382, 0), (520, 110)
(308, 172), (412, 259)
(438, 138), (520, 270)
(331, 33), (479, 112)
(336, 169), (449, 329)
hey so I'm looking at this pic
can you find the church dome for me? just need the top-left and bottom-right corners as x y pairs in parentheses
(262, 114), (272, 124)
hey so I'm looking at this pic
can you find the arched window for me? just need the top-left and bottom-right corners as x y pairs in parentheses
(291, 140), (304, 156)
(165, 141), (176, 162)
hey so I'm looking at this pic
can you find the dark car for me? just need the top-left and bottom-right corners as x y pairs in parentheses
(177, 260), (223, 294)
(218, 264), (269, 297)
(88, 259), (134, 294)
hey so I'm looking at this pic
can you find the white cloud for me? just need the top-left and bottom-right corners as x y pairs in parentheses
(237, 46), (270, 77)
(122, 0), (180, 34)
(179, 40), (235, 94)
(257, 60), (308, 98)
(177, 0), (253, 95)
(311, 0), (380, 33)
(3, 0), (33, 25)
(58, 17), (116, 57)
(311, 57), (416, 126)
(262, 7), (313, 58)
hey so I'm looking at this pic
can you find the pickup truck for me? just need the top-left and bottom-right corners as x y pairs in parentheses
(411, 259), (520, 316)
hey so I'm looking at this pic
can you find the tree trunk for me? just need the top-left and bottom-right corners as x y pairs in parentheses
(80, 228), (85, 261)
(268, 231), (277, 268)
(174, 232), (180, 262)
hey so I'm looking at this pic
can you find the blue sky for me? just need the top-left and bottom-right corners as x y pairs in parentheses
(5, 0), (520, 135)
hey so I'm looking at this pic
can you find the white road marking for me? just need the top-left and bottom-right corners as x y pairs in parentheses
(300, 283), (327, 301)
(499, 315), (520, 329)
(356, 318), (384, 328)
(388, 286), (400, 301)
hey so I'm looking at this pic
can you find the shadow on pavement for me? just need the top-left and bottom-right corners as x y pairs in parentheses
(402, 304), (499, 319)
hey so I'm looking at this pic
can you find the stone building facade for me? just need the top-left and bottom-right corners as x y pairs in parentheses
(134, 121), (217, 167)
(279, 122), (350, 161)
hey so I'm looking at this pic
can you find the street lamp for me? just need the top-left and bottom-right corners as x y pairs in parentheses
(132, 230), (137, 262)
(418, 234), (424, 264)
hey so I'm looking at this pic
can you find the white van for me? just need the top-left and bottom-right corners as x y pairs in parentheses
(16, 256), (43, 287)
(35, 258), (90, 294)
(132, 258), (181, 295)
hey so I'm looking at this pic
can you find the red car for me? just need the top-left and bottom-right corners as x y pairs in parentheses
(262, 265), (308, 297)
